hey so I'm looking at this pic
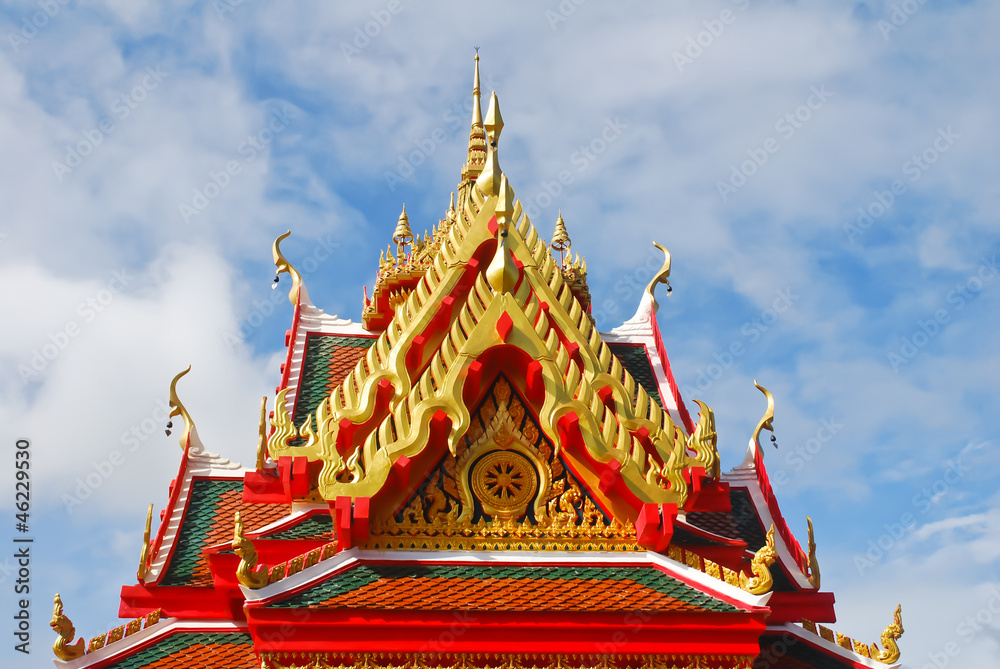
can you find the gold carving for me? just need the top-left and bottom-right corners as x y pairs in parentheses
(233, 511), (269, 589)
(260, 652), (756, 669)
(50, 593), (84, 660)
(272, 230), (303, 306)
(806, 516), (821, 589)
(869, 605), (903, 664)
(471, 450), (538, 519)
(750, 380), (775, 450)
(137, 503), (153, 581)
(168, 366), (198, 452)
(740, 525), (777, 594)
(687, 400), (720, 479)
(644, 242), (672, 314)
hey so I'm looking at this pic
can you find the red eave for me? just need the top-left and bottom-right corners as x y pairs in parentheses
(650, 312), (694, 433)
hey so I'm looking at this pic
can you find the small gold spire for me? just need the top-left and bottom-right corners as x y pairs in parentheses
(484, 91), (503, 147)
(447, 192), (456, 222)
(137, 503), (153, 581)
(551, 211), (571, 252)
(392, 204), (413, 258)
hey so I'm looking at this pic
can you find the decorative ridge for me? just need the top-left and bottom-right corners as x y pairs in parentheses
(665, 544), (743, 591)
(82, 609), (164, 656)
(801, 604), (903, 665)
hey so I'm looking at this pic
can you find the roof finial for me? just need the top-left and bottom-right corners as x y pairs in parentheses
(392, 204), (413, 258)
(137, 503), (153, 581)
(551, 210), (571, 266)
(461, 51), (488, 187)
(484, 91), (504, 147)
(50, 594), (84, 660)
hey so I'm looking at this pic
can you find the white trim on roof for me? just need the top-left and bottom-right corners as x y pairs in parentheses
(145, 452), (245, 584)
(602, 294), (687, 429)
(52, 618), (249, 669)
(281, 302), (374, 419)
(243, 548), (771, 611)
(767, 622), (900, 669)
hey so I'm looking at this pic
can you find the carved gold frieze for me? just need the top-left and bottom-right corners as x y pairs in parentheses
(260, 651), (756, 669)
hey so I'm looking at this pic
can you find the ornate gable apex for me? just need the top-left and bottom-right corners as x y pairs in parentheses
(262, 88), (725, 546)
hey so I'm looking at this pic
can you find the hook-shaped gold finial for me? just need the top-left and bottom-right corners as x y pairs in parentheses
(644, 242), (672, 314)
(168, 366), (198, 452)
(750, 380), (775, 451)
(272, 231), (303, 306)
(137, 503), (153, 581)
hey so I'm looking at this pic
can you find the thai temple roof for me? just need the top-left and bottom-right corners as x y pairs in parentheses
(48, 54), (904, 669)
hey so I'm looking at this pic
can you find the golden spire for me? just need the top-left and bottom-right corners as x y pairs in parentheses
(137, 503), (153, 581)
(392, 204), (413, 258)
(551, 211), (571, 266)
(447, 191), (456, 222)
(486, 174), (519, 293)
(475, 92), (505, 197)
(461, 52), (487, 184)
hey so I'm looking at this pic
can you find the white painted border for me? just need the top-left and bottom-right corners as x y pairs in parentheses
(54, 618), (249, 669)
(243, 548), (770, 611)
(768, 622), (900, 669)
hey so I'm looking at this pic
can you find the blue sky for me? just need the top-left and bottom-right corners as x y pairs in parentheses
(1, 1), (998, 667)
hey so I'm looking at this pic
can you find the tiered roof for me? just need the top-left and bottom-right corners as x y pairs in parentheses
(49, 55), (903, 669)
